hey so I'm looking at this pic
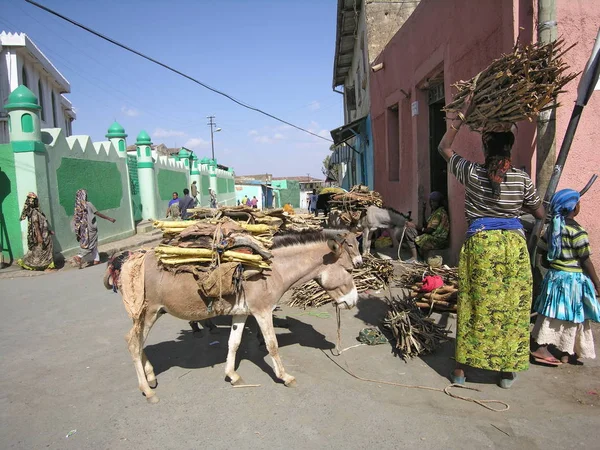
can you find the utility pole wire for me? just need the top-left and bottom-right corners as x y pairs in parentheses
(25, 0), (333, 143)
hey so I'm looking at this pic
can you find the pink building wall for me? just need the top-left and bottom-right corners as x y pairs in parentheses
(370, 0), (600, 268)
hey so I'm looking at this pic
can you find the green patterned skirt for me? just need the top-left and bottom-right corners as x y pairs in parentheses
(456, 230), (532, 372)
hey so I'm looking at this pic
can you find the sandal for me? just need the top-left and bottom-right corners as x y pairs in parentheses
(499, 372), (517, 389)
(450, 370), (466, 385)
(530, 352), (562, 366)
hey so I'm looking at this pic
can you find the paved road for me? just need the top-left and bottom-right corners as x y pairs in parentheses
(1, 265), (598, 449)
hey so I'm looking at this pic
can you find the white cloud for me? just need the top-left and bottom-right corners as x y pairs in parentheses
(121, 106), (139, 117)
(248, 130), (259, 136)
(273, 133), (285, 140)
(308, 101), (320, 111)
(153, 128), (186, 138)
(254, 135), (273, 144)
(184, 137), (209, 149)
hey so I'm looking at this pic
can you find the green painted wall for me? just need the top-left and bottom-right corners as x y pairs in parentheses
(57, 158), (123, 214)
(227, 178), (235, 193)
(157, 168), (188, 200)
(217, 176), (228, 194)
(0, 144), (24, 262)
(273, 179), (300, 208)
(127, 155), (142, 222)
(201, 175), (210, 196)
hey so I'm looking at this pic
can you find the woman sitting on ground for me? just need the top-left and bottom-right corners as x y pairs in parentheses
(404, 191), (450, 262)
(16, 192), (56, 271)
(531, 189), (600, 365)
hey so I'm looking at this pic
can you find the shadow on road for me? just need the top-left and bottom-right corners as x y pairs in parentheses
(144, 315), (335, 382)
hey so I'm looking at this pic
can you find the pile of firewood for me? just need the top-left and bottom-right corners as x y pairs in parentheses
(444, 39), (578, 132)
(395, 261), (459, 312)
(329, 185), (383, 210)
(188, 206), (322, 233)
(152, 219), (273, 270)
(288, 254), (394, 308)
(383, 296), (450, 360)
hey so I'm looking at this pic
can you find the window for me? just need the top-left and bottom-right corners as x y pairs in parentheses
(387, 105), (400, 181)
(118, 140), (126, 152)
(52, 92), (58, 127)
(21, 66), (28, 87)
(21, 113), (34, 133)
(38, 80), (46, 122)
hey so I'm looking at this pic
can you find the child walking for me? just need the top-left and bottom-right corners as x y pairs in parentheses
(531, 189), (600, 365)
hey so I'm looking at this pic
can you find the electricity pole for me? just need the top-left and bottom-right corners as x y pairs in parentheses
(207, 116), (217, 160)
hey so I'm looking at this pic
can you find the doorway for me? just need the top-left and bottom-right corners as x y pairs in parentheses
(428, 82), (448, 198)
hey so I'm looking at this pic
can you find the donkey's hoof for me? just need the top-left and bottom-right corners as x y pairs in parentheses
(230, 376), (246, 386)
(148, 378), (158, 389)
(284, 378), (297, 388)
(145, 394), (160, 404)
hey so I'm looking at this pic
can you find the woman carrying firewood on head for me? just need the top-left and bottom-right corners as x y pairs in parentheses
(437, 94), (545, 389)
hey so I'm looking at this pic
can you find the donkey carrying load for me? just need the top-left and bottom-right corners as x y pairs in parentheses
(105, 231), (361, 403)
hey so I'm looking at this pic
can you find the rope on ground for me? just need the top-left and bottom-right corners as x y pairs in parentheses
(319, 349), (509, 412)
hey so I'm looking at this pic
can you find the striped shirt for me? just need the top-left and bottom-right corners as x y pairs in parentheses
(542, 219), (592, 273)
(449, 154), (541, 222)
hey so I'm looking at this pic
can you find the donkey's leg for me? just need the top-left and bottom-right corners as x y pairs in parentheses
(142, 351), (157, 389)
(125, 309), (161, 403)
(224, 315), (248, 385)
(125, 322), (158, 403)
(253, 311), (296, 387)
(141, 307), (161, 389)
(362, 228), (372, 256)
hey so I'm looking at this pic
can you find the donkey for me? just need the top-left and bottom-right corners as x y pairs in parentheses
(107, 231), (362, 403)
(360, 206), (410, 256)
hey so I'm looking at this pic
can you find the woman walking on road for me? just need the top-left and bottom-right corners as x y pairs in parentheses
(438, 96), (545, 389)
(531, 189), (600, 365)
(71, 189), (116, 268)
(16, 192), (56, 271)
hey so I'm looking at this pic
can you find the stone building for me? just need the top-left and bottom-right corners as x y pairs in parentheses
(0, 32), (75, 144)
(330, 0), (420, 189)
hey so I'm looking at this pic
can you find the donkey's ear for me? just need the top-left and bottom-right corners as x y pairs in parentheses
(327, 239), (341, 256)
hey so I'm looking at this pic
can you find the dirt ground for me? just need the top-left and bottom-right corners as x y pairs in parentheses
(0, 262), (598, 449)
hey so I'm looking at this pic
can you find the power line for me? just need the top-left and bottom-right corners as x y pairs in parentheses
(25, 0), (333, 143)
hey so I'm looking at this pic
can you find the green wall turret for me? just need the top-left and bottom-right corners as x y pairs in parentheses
(4, 85), (45, 153)
(135, 130), (158, 220)
(105, 121), (128, 157)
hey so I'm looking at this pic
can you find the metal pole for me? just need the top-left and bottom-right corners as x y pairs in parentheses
(528, 28), (600, 261)
(207, 115), (216, 160)
(535, 0), (557, 196)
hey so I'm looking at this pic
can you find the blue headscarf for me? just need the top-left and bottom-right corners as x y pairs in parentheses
(546, 188), (580, 261)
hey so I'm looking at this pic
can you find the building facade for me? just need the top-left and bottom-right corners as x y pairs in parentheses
(0, 32), (75, 144)
(0, 86), (236, 265)
(369, 0), (600, 267)
(330, 0), (420, 189)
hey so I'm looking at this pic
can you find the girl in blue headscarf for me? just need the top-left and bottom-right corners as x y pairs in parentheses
(531, 189), (600, 365)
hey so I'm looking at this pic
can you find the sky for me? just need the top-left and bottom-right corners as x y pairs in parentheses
(1, 0), (343, 178)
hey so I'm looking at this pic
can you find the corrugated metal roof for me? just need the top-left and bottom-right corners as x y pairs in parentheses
(332, 0), (361, 88)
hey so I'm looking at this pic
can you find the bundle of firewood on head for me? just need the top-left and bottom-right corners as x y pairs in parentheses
(287, 254), (394, 308)
(444, 39), (578, 132)
(395, 261), (458, 313)
(383, 296), (450, 360)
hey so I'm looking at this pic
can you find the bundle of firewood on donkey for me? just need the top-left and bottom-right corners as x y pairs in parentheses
(151, 219), (274, 298)
(186, 205), (322, 233)
(444, 38), (578, 132)
(287, 254), (394, 308)
(395, 261), (459, 313)
(327, 185), (383, 227)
